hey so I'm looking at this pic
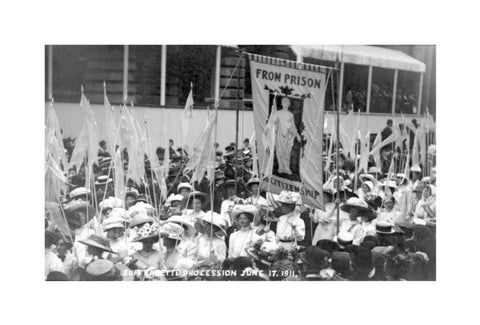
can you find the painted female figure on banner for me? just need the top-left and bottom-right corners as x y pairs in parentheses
(275, 97), (301, 175)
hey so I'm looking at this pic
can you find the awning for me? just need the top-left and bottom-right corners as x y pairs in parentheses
(291, 45), (426, 73)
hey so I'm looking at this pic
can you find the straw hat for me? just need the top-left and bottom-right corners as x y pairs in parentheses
(166, 194), (184, 205)
(160, 222), (184, 241)
(336, 232), (353, 248)
(358, 173), (377, 184)
(177, 182), (194, 193)
(64, 200), (96, 220)
(102, 216), (126, 231)
(246, 177), (260, 188)
(95, 175), (113, 186)
(230, 204), (258, 222)
(99, 197), (124, 210)
(375, 221), (395, 234)
(188, 191), (208, 201)
(129, 212), (154, 228)
(69, 187), (91, 200)
(410, 165), (422, 173)
(85, 259), (117, 277)
(166, 214), (195, 234)
(340, 197), (371, 214)
(368, 166), (381, 174)
(198, 211), (227, 236)
(379, 180), (397, 189)
(78, 234), (116, 254)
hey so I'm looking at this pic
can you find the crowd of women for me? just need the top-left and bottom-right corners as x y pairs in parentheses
(45, 139), (436, 281)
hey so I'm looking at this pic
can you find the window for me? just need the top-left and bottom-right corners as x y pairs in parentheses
(395, 70), (420, 114)
(370, 67), (394, 113)
(50, 45), (125, 104)
(130, 45), (163, 106)
(343, 64), (369, 112)
(165, 45), (216, 107)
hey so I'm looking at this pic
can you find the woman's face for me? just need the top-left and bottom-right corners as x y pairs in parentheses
(423, 187), (431, 199)
(193, 198), (202, 212)
(180, 188), (190, 198)
(163, 237), (178, 249)
(250, 184), (259, 195)
(362, 184), (370, 193)
(280, 203), (295, 215)
(106, 228), (124, 241)
(87, 246), (104, 258)
(349, 207), (360, 220)
(56, 239), (69, 256)
(385, 199), (394, 210)
(238, 214), (251, 228)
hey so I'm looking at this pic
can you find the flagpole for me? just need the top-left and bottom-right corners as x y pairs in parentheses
(234, 50), (242, 196)
(335, 57), (343, 236)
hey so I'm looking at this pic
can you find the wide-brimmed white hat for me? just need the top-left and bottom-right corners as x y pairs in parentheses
(340, 197), (371, 214)
(379, 180), (398, 189)
(102, 216), (126, 231)
(177, 182), (194, 192)
(129, 212), (155, 228)
(276, 191), (301, 205)
(160, 222), (184, 241)
(368, 166), (381, 174)
(69, 187), (91, 200)
(361, 181), (374, 191)
(166, 214), (195, 234)
(230, 204), (258, 221)
(99, 197), (124, 210)
(166, 194), (184, 205)
(358, 173), (377, 185)
(410, 165), (422, 173)
(198, 211), (227, 236)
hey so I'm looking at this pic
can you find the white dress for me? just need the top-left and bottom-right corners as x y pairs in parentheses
(228, 228), (260, 258)
(276, 211), (305, 249)
(311, 202), (337, 245)
(196, 234), (227, 263)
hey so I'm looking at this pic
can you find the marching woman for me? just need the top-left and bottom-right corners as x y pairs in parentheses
(252, 206), (276, 243)
(413, 184), (436, 225)
(182, 191), (207, 225)
(165, 212), (198, 259)
(129, 222), (166, 274)
(228, 205), (260, 258)
(245, 178), (268, 206)
(275, 191), (305, 249)
(195, 211), (228, 264)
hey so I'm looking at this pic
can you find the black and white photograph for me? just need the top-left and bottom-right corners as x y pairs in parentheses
(4, 2), (480, 324)
(44, 44), (436, 281)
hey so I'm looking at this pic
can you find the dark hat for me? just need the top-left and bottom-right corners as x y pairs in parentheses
(316, 239), (340, 254)
(224, 179), (236, 188)
(340, 198), (371, 215)
(299, 246), (330, 270)
(134, 194), (149, 204)
(364, 194), (382, 211)
(351, 246), (374, 272)
(78, 234), (116, 254)
(46, 271), (69, 281)
(360, 240), (377, 251)
(225, 145), (235, 152)
(363, 235), (379, 247)
(331, 252), (351, 275)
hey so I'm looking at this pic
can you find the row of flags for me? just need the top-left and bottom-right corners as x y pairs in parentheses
(324, 109), (436, 175)
(45, 83), (216, 205)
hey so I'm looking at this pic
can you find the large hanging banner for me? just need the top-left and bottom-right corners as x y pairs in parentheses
(249, 54), (327, 210)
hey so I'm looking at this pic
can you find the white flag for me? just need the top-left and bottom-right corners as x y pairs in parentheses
(180, 83), (194, 155)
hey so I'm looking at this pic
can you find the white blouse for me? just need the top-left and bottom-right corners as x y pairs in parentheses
(228, 228), (259, 258)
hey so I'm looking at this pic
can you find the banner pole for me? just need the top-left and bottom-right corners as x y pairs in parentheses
(335, 59), (344, 236)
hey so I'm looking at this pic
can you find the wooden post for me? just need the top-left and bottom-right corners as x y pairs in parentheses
(417, 72), (424, 115)
(123, 45), (129, 102)
(392, 69), (398, 115)
(366, 65), (372, 113)
(48, 45), (53, 100)
(160, 45), (167, 106)
(214, 46), (221, 108)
